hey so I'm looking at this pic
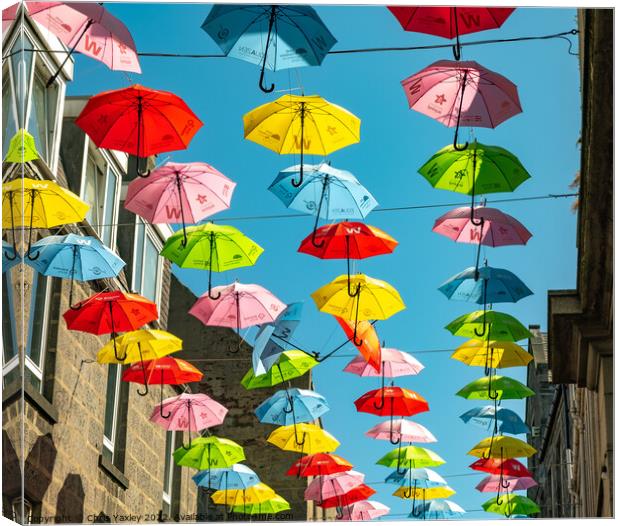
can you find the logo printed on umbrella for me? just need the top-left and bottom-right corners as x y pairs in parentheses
(196, 195), (208, 204)
(118, 43), (127, 54)
(217, 27), (230, 39)
(165, 206), (182, 220)
(459, 13), (482, 28)
(89, 267), (103, 275)
(435, 94), (447, 105)
(294, 135), (311, 149)
(84, 35), (103, 56)
(326, 126), (338, 135)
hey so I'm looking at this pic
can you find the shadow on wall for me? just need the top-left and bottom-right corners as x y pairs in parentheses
(2, 430), (21, 500)
(55, 474), (85, 523)
(25, 433), (58, 503)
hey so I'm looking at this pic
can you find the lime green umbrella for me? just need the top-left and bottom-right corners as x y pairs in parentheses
(456, 375), (534, 401)
(483, 494), (540, 517)
(241, 350), (318, 389)
(161, 223), (263, 299)
(445, 310), (533, 342)
(4, 129), (40, 163)
(377, 445), (445, 472)
(173, 436), (245, 470)
(230, 495), (290, 515)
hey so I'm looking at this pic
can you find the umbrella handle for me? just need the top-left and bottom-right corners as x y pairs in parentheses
(283, 389), (294, 414)
(291, 102), (306, 187)
(4, 191), (18, 261)
(351, 290), (364, 347)
(109, 303), (127, 361)
(345, 238), (360, 297)
(373, 365), (386, 410)
(487, 373), (499, 400)
(258, 6), (277, 93)
(25, 190), (40, 261)
(181, 400), (193, 449)
(207, 233), (222, 300)
(451, 7), (462, 60)
(229, 292), (242, 354)
(135, 96), (151, 178)
(310, 173), (328, 247)
(136, 342), (149, 396)
(159, 372), (172, 419)
(335, 506), (344, 520)
(174, 173), (188, 248)
(452, 70), (469, 152)
(294, 426), (306, 447)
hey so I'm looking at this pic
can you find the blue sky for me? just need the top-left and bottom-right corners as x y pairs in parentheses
(66, 4), (581, 520)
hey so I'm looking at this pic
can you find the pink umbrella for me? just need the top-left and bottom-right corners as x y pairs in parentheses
(189, 282), (286, 350)
(476, 474), (538, 493)
(344, 348), (424, 411)
(150, 393), (228, 449)
(15, 2), (141, 86)
(305, 470), (366, 504)
(365, 418), (436, 444)
(339, 500), (390, 521)
(401, 60), (522, 150)
(125, 162), (236, 245)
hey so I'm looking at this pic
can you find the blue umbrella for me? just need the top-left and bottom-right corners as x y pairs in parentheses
(460, 406), (530, 435)
(410, 500), (465, 520)
(269, 162), (378, 248)
(252, 302), (303, 375)
(385, 468), (447, 488)
(202, 5), (337, 92)
(3, 241), (20, 272)
(255, 388), (329, 426)
(26, 234), (125, 306)
(192, 463), (260, 491)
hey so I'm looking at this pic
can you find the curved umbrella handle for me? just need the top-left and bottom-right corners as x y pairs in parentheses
(258, 6), (277, 94)
(487, 373), (499, 400)
(373, 364), (386, 410)
(452, 7), (462, 60)
(474, 305), (488, 338)
(351, 290), (364, 347)
(181, 400), (193, 449)
(283, 389), (294, 414)
(452, 70), (469, 152)
(291, 102), (306, 187)
(136, 342), (149, 396)
(25, 190), (40, 261)
(207, 233), (221, 300)
(4, 191), (18, 261)
(229, 292), (242, 354)
(335, 506), (344, 520)
(258, 66), (275, 94)
(309, 174), (328, 247)
(159, 372), (172, 419)
(294, 426), (306, 447)
(134, 95), (151, 178)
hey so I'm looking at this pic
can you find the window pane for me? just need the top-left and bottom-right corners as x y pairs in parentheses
(142, 236), (159, 303)
(10, 34), (33, 128)
(84, 156), (104, 230)
(103, 364), (119, 443)
(2, 273), (17, 363)
(2, 75), (17, 157)
(27, 272), (48, 368)
(133, 222), (145, 292)
(101, 170), (117, 246)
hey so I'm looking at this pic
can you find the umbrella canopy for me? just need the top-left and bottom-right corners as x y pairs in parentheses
(305, 470), (365, 501)
(344, 348), (424, 378)
(267, 423), (339, 454)
(286, 453), (352, 477)
(446, 310), (533, 341)
(468, 436), (537, 459)
(410, 499), (465, 520)
(173, 436), (245, 470)
(202, 5), (336, 92)
(316, 484), (376, 509)
(15, 2), (140, 74)
(255, 388), (329, 426)
(366, 419), (436, 444)
(460, 405), (530, 435)
(456, 375), (535, 401)
(401, 60), (521, 148)
(212, 482), (276, 506)
(122, 356), (203, 386)
(354, 386), (429, 417)
(76, 85), (202, 175)
(335, 317), (382, 372)
(385, 468), (446, 487)
(241, 350), (318, 389)
(97, 329), (182, 364)
(452, 339), (533, 370)
(476, 474), (538, 493)
(150, 392), (228, 436)
(393, 485), (455, 500)
(482, 494), (540, 517)
(4, 129), (40, 163)
(124, 161), (236, 244)
(193, 463), (260, 491)
(470, 457), (533, 477)
(339, 500), (389, 521)
(439, 265), (533, 304)
(230, 495), (291, 515)
(377, 446), (445, 469)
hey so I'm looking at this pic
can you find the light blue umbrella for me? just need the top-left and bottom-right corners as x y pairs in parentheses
(201, 5), (336, 92)
(252, 302), (303, 375)
(410, 500), (465, 520)
(438, 265), (533, 305)
(269, 162), (377, 248)
(26, 234), (125, 306)
(255, 388), (329, 426)
(192, 463), (260, 491)
(460, 406), (530, 435)
(385, 468), (447, 488)
(3, 240), (20, 272)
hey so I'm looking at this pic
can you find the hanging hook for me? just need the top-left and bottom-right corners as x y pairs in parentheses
(136, 342), (149, 396)
(452, 70), (469, 151)
(159, 371), (172, 419)
(135, 95), (151, 178)
(291, 102), (306, 187)
(181, 400), (193, 449)
(258, 6), (277, 93)
(4, 191), (18, 261)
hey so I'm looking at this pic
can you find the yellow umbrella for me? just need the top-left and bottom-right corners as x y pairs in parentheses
(311, 273), (405, 345)
(468, 436), (537, 459)
(212, 483), (276, 506)
(393, 485), (455, 500)
(243, 94), (360, 186)
(4, 129), (40, 163)
(96, 329), (182, 364)
(267, 423), (339, 454)
(2, 177), (89, 259)
(452, 339), (533, 370)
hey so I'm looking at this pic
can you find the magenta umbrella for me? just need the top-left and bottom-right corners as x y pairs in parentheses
(344, 348), (424, 411)
(125, 162), (236, 246)
(476, 474), (538, 493)
(365, 418), (436, 444)
(401, 60), (522, 150)
(305, 470), (365, 505)
(339, 500), (390, 521)
(150, 393), (228, 449)
(14, 2), (141, 86)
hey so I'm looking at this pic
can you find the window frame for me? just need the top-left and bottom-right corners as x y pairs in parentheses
(24, 272), (52, 391)
(2, 271), (19, 382)
(162, 430), (176, 512)
(131, 217), (164, 310)
(102, 364), (122, 462)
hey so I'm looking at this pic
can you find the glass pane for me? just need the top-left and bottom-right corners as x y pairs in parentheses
(2, 75), (17, 157)
(142, 235), (159, 302)
(103, 364), (119, 442)
(133, 222), (145, 292)
(84, 156), (104, 231)
(10, 34), (33, 128)
(29, 73), (47, 161)
(26, 272), (48, 367)
(2, 274), (16, 363)
(101, 170), (117, 247)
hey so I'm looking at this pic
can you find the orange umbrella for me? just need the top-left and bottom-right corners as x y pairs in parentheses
(335, 317), (381, 371)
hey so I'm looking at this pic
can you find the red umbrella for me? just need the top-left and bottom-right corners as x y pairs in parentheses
(63, 290), (158, 360)
(388, 6), (515, 59)
(286, 453), (353, 478)
(75, 85), (203, 177)
(470, 457), (533, 477)
(122, 356), (203, 416)
(316, 484), (376, 517)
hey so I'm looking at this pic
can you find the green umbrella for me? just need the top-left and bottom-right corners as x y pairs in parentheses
(230, 495), (290, 515)
(173, 436), (245, 470)
(418, 140), (530, 225)
(482, 494), (540, 517)
(445, 310), (533, 342)
(377, 445), (445, 474)
(456, 375), (535, 401)
(241, 350), (318, 389)
(161, 223), (263, 299)
(4, 129), (40, 163)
